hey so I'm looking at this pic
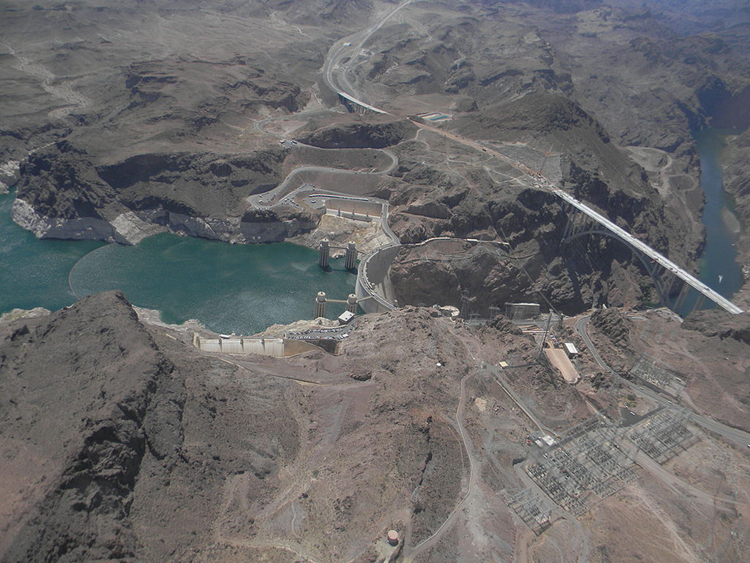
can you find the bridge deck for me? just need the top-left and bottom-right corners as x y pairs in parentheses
(553, 188), (743, 314)
(327, 50), (742, 315)
(338, 91), (388, 115)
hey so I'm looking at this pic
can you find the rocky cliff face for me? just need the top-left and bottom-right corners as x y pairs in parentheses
(723, 129), (750, 306)
(295, 116), (417, 149)
(0, 292), (178, 560)
(2, 0), (748, 309)
(384, 92), (682, 312)
(0, 0), (339, 244)
(344, 0), (749, 297)
(590, 307), (634, 349)
(682, 309), (750, 345)
(1, 292), (591, 561)
(13, 140), (317, 244)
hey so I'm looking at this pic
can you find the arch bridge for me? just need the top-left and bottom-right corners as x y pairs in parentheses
(337, 92), (388, 115)
(557, 188), (743, 315)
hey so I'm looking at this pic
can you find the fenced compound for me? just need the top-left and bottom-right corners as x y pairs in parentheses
(508, 489), (552, 535)
(627, 408), (699, 464)
(525, 422), (639, 516)
(629, 356), (686, 396)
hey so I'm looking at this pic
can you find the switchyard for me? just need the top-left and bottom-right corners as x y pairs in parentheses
(525, 421), (639, 516)
(514, 406), (702, 529)
(629, 356), (686, 396)
(508, 489), (552, 535)
(627, 408), (699, 464)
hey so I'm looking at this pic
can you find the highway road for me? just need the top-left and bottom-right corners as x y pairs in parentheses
(245, 145), (397, 211)
(320, 0), (750, 448)
(320, 0), (744, 317)
(575, 315), (750, 450)
(322, 0), (415, 107)
(404, 370), (478, 561)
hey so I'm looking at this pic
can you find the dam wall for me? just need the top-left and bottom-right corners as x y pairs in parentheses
(325, 198), (383, 219)
(194, 335), (287, 357)
(356, 243), (401, 313)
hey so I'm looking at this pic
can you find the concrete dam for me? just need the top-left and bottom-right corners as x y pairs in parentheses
(355, 243), (401, 313)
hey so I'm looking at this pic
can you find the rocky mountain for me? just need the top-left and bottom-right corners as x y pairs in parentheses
(3, 292), (749, 562)
(2, 0), (749, 310)
(1, 292), (592, 562)
(723, 128), (750, 300)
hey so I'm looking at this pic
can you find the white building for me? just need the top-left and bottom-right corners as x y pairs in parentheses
(564, 342), (579, 358)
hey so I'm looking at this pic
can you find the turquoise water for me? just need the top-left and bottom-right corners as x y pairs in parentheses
(2, 127), (742, 326)
(675, 129), (743, 314)
(0, 190), (356, 333)
(0, 191), (104, 312)
(68, 234), (357, 334)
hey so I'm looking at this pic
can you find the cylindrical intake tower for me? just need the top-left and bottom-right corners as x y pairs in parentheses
(318, 239), (330, 268)
(344, 241), (357, 270)
(314, 291), (327, 318)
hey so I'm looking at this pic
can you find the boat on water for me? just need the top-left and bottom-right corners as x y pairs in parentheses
(718, 274), (724, 284)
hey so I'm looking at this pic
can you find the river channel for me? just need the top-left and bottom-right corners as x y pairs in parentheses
(674, 129), (743, 313)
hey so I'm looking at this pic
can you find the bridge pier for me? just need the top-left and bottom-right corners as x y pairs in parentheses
(318, 239), (330, 268)
(691, 294), (706, 313)
(665, 271), (682, 298)
(562, 208), (590, 241)
(651, 264), (672, 308)
(558, 192), (742, 315)
(673, 280), (691, 312)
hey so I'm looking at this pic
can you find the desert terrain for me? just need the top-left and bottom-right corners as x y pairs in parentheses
(1, 0), (749, 562)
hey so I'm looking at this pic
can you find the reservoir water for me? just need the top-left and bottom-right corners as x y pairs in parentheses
(0, 190), (356, 334)
(0, 192), (103, 313)
(0, 128), (742, 325)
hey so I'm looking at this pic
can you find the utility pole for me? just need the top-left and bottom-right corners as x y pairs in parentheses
(460, 289), (470, 319)
(537, 312), (552, 360)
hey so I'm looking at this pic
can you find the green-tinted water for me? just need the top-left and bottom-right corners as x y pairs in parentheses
(68, 234), (357, 334)
(1, 190), (356, 333)
(675, 129), (743, 314)
(0, 191), (104, 312)
(3, 127), (742, 326)
(693, 129), (743, 296)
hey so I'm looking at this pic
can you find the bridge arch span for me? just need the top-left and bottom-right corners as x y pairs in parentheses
(562, 229), (702, 313)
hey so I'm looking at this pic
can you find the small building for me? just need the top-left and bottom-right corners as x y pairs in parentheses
(563, 342), (579, 358)
(529, 431), (556, 448)
(338, 311), (355, 325)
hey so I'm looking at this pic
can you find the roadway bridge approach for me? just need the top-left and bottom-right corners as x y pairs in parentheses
(555, 187), (743, 315)
(337, 92), (388, 115)
(322, 1), (743, 316)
